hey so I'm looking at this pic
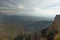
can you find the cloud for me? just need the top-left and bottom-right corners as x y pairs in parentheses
(16, 5), (26, 9)
(30, 0), (60, 18)
(33, 6), (60, 18)
(0, 1), (13, 8)
(0, 0), (60, 18)
(0, 9), (16, 14)
(41, 0), (60, 8)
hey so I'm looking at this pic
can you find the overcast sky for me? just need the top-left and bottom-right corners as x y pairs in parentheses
(0, 0), (60, 18)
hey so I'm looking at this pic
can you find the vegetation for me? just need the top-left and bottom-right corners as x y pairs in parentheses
(54, 34), (60, 40)
(0, 24), (24, 40)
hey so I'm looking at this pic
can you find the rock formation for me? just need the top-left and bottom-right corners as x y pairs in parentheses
(47, 15), (60, 33)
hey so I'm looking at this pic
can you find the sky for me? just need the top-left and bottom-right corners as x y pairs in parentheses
(0, 0), (60, 18)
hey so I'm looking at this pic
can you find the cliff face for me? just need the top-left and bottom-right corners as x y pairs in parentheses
(48, 15), (60, 33)
(54, 15), (60, 32)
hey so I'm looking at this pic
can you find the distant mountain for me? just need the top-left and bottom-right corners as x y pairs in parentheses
(24, 21), (52, 32)
(0, 13), (53, 25)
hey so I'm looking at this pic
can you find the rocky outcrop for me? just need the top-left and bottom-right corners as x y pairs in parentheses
(47, 15), (60, 33)
(38, 15), (60, 40)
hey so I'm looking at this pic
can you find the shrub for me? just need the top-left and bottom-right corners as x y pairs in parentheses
(54, 34), (60, 40)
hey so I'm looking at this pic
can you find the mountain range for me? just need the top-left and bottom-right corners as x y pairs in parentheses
(0, 13), (53, 32)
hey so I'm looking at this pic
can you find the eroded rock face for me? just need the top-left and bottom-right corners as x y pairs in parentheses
(38, 15), (60, 40)
(47, 15), (60, 33)
(54, 15), (60, 32)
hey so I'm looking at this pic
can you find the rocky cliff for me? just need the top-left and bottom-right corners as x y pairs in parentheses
(47, 15), (60, 33)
